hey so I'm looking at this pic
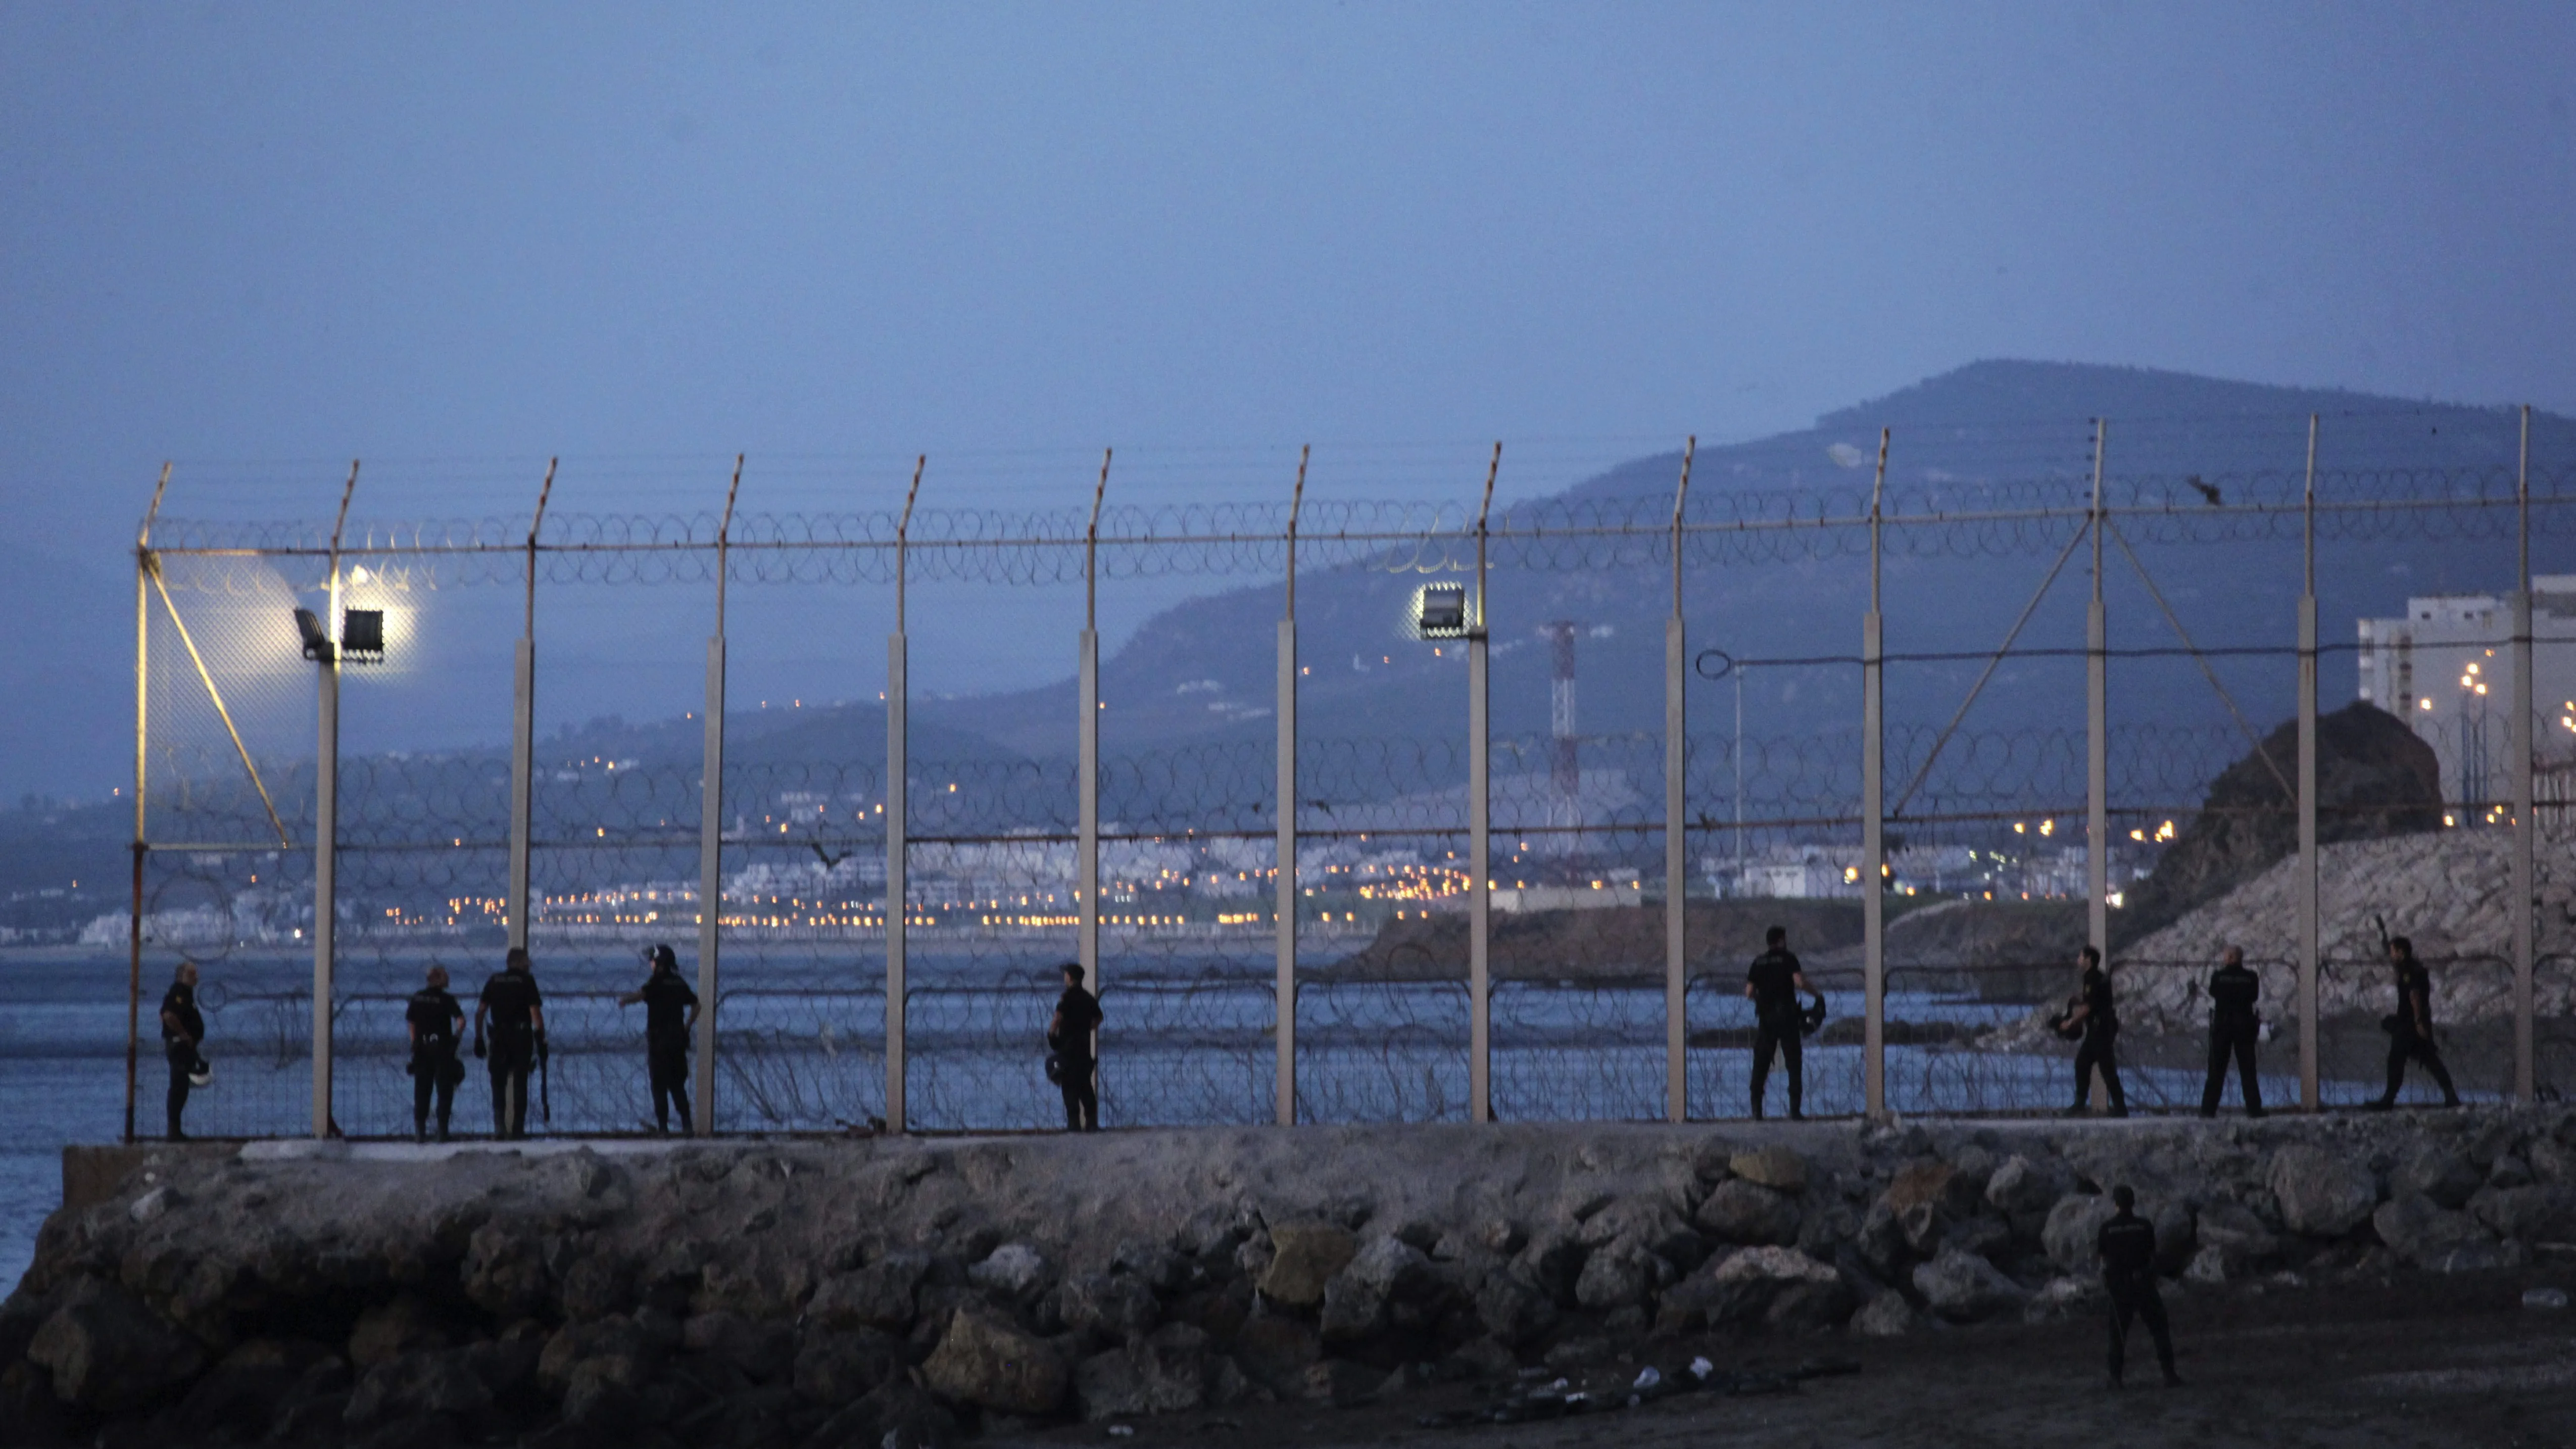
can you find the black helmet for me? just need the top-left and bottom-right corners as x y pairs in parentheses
(1799, 990), (1828, 1038)
(647, 944), (678, 972)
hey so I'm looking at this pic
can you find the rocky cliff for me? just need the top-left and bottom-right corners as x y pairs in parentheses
(6, 1110), (2576, 1448)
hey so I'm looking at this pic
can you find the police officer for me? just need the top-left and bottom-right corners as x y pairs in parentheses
(2368, 935), (2460, 1110)
(2198, 946), (2264, 1119)
(159, 960), (205, 1141)
(406, 964), (466, 1143)
(474, 947), (546, 1139)
(1743, 926), (1812, 1121)
(2096, 1184), (2181, 1388)
(1048, 962), (1102, 1132)
(619, 944), (700, 1134)
(2062, 945), (2127, 1118)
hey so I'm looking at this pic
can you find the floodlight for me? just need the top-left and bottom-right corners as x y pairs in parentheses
(294, 608), (333, 662)
(340, 609), (385, 661)
(1414, 583), (1469, 639)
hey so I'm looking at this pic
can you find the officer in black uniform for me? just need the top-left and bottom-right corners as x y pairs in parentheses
(2199, 946), (2264, 1119)
(2063, 945), (2127, 1117)
(2368, 935), (2460, 1109)
(405, 964), (466, 1143)
(1743, 926), (1812, 1121)
(158, 960), (205, 1140)
(475, 947), (546, 1139)
(619, 943), (700, 1134)
(1049, 962), (1103, 1132)
(2096, 1184), (2180, 1388)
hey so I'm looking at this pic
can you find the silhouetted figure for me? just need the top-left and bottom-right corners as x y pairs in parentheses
(2369, 935), (2459, 1109)
(406, 964), (465, 1142)
(475, 947), (546, 1139)
(2199, 946), (2264, 1118)
(620, 943), (700, 1134)
(2097, 1184), (2180, 1388)
(1049, 962), (1102, 1132)
(2063, 946), (2127, 1117)
(159, 961), (205, 1140)
(1743, 926), (1812, 1120)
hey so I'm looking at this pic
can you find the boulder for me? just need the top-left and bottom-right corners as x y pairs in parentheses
(1305, 1358), (1383, 1408)
(2042, 1195), (2119, 1275)
(25, 1277), (206, 1412)
(1984, 1155), (2070, 1219)
(2528, 1137), (2574, 1186)
(1471, 1272), (1558, 1347)
(1695, 1179), (1802, 1245)
(1852, 1200), (1908, 1279)
(2489, 1155), (2536, 1190)
(805, 1382), (959, 1449)
(1074, 1323), (1209, 1421)
(2373, 1194), (2503, 1271)
(1884, 1161), (1977, 1220)
(1912, 1248), (2028, 1323)
(920, 1306), (1068, 1417)
(2184, 1244), (2232, 1285)
(682, 1312), (795, 1383)
(967, 1243), (1051, 1299)
(1055, 1273), (1161, 1343)
(348, 1295), (450, 1371)
(1943, 1215), (2012, 1264)
(2270, 1146), (2381, 1237)
(536, 1315), (663, 1398)
(1570, 1242), (1656, 1313)
(174, 1358), (308, 1442)
(1697, 1245), (1851, 1330)
(1112, 1242), (1190, 1295)
(2021, 1277), (2101, 1324)
(2469, 1184), (2576, 1244)
(1515, 1228), (1590, 1306)
(343, 1348), (493, 1430)
(2393, 1145), (2484, 1209)
(1850, 1291), (1918, 1338)
(2193, 1201), (2280, 1275)
(808, 1251), (931, 1333)
(1728, 1146), (1809, 1193)
(1320, 1236), (1438, 1341)
(1230, 1313), (1323, 1393)
(1897, 1201), (1946, 1258)
(795, 1328), (903, 1406)
(459, 1223), (549, 1321)
(2151, 1200), (2197, 1275)
(1259, 1224), (1358, 1309)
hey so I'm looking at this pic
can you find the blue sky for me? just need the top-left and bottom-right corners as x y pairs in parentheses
(3, 2), (2572, 793)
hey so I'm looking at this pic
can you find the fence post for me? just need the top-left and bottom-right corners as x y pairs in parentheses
(694, 457), (743, 1137)
(313, 462), (358, 1139)
(888, 458), (921, 1133)
(2298, 417), (2321, 1111)
(2085, 425), (2110, 1110)
(1080, 451), (1110, 1104)
(508, 461), (554, 957)
(1863, 429), (1888, 1121)
(128, 464), (168, 1144)
(1665, 438), (1692, 1124)
(1277, 448), (1306, 1126)
(1469, 443), (1499, 1124)
(2512, 406), (2536, 1101)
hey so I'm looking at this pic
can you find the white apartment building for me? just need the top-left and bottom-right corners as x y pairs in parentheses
(2357, 575), (2576, 811)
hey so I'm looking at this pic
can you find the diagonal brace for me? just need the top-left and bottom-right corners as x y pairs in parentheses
(147, 557), (291, 847)
(1890, 517), (2092, 818)
(2107, 520), (2294, 801)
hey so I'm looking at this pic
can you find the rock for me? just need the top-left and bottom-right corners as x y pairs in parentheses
(1305, 1358), (1382, 1408)
(343, 1348), (493, 1430)
(348, 1294), (450, 1371)
(920, 1306), (1068, 1417)
(1853, 1200), (1908, 1279)
(1850, 1292), (1918, 1338)
(2042, 1195), (2120, 1275)
(2151, 1200), (2196, 1275)
(1943, 1215), (2012, 1263)
(2372, 1194), (2501, 1271)
(1571, 1241), (1656, 1313)
(1056, 1273), (1161, 1343)
(2468, 1184), (2576, 1244)
(1949, 1144), (1999, 1200)
(2022, 1277), (2100, 1323)
(1320, 1236), (1437, 1341)
(1884, 1161), (1976, 1220)
(1231, 1313), (1323, 1392)
(1112, 1242), (1190, 1295)
(1258, 1224), (1358, 1309)
(683, 1312), (795, 1383)
(1443, 1336), (1518, 1381)
(536, 1315), (662, 1398)
(967, 1243), (1051, 1299)
(1912, 1248), (2028, 1323)
(2525, 1287), (2571, 1311)
(2393, 1145), (2483, 1209)
(1542, 1336), (1611, 1373)
(1897, 1201), (1946, 1257)
(795, 1328), (903, 1406)
(1516, 1228), (1590, 1305)
(2270, 1146), (2381, 1237)
(0, 1360), (73, 1444)
(1075, 1324), (1209, 1421)
(2194, 1200), (2280, 1270)
(1728, 1147), (1808, 1193)
(806, 1381), (959, 1449)
(1695, 1179), (1802, 1245)
(460, 1223), (549, 1320)
(808, 1251), (931, 1333)
(2490, 1155), (2536, 1190)
(25, 1277), (206, 1411)
(2184, 1244), (2231, 1285)
(126, 1187), (176, 1224)
(2529, 1137), (2574, 1185)
(557, 1251), (636, 1321)
(1471, 1272), (1557, 1347)
(1984, 1155), (2069, 1218)
(1694, 1245), (1850, 1330)
(175, 1359), (306, 1442)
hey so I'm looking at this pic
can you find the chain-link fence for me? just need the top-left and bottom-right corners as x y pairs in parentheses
(110, 414), (2574, 1138)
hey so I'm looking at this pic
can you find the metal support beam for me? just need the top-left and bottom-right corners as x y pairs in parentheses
(2086, 425), (2109, 1110)
(1665, 439), (1691, 1123)
(1278, 444), (1305, 1127)
(507, 459), (553, 954)
(2298, 416), (2321, 1111)
(887, 633), (907, 1131)
(693, 456), (743, 1137)
(313, 461), (357, 1140)
(1864, 428), (1889, 1121)
(2512, 404), (2536, 1101)
(1080, 451), (1110, 1053)
(127, 464), (165, 1144)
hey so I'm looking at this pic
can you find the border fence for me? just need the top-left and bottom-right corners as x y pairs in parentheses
(121, 409), (2574, 1140)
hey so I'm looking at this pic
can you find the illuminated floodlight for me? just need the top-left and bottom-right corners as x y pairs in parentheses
(340, 609), (385, 661)
(294, 608), (333, 662)
(1413, 583), (1469, 639)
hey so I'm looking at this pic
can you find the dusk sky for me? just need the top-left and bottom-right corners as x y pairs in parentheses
(3, 2), (2573, 792)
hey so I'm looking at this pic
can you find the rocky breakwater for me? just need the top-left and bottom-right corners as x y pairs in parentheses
(7, 1112), (2576, 1448)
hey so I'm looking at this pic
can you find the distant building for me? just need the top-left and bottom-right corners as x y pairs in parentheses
(2357, 575), (2576, 811)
